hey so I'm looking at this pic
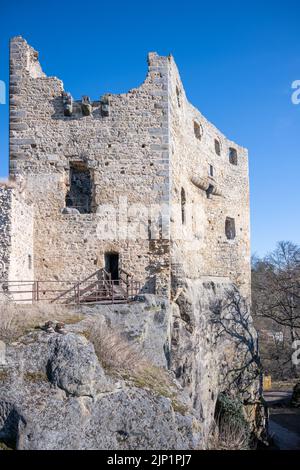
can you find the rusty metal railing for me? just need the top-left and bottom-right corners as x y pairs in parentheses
(0, 270), (141, 305)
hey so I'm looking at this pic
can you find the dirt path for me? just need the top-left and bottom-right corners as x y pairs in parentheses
(264, 391), (300, 450)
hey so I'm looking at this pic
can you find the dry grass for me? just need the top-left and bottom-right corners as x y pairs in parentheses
(84, 319), (145, 373)
(85, 319), (188, 412)
(207, 420), (250, 450)
(0, 303), (84, 343)
(23, 371), (48, 383)
(0, 306), (188, 414)
(0, 441), (13, 450)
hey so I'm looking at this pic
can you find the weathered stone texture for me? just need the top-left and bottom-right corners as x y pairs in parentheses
(0, 327), (201, 450)
(170, 279), (260, 440)
(7, 36), (250, 300)
(0, 186), (34, 300)
(0, 37), (262, 448)
(73, 294), (171, 368)
(0, 188), (11, 281)
(169, 57), (250, 298)
(9, 37), (171, 295)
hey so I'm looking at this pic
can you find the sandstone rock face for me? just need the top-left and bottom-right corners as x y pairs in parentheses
(170, 279), (264, 441)
(171, 280), (223, 437)
(0, 328), (201, 450)
(46, 334), (112, 397)
(76, 295), (171, 368)
(0, 36), (261, 449)
(0, 293), (266, 449)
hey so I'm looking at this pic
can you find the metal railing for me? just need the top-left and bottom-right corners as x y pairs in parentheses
(0, 269), (141, 305)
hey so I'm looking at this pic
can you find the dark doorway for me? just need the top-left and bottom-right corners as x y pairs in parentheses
(105, 253), (119, 281)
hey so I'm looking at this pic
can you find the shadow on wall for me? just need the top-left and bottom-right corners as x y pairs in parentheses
(142, 275), (156, 294)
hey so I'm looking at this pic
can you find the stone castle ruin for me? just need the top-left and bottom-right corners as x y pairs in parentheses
(0, 37), (262, 447)
(0, 36), (250, 304)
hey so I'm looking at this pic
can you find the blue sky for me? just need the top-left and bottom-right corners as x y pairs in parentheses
(0, 0), (299, 256)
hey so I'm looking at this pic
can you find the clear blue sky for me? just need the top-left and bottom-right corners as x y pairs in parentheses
(0, 0), (299, 256)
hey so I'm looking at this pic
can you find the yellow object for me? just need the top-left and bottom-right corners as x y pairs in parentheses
(263, 375), (272, 391)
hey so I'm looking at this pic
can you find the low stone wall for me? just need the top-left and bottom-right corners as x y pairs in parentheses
(0, 186), (34, 302)
(0, 187), (12, 283)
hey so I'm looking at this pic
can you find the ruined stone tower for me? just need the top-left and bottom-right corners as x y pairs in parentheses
(2, 36), (250, 302)
(0, 37), (262, 444)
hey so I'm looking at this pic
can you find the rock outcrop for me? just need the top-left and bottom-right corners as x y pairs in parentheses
(170, 279), (266, 442)
(0, 290), (266, 450)
(0, 326), (201, 450)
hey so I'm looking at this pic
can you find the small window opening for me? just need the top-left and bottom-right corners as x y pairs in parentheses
(181, 188), (186, 225)
(176, 86), (181, 107)
(66, 161), (92, 213)
(229, 147), (238, 165)
(225, 217), (236, 240)
(194, 121), (202, 140)
(104, 252), (119, 282)
(148, 219), (152, 240)
(209, 165), (214, 177)
(215, 139), (221, 156)
(28, 254), (32, 270)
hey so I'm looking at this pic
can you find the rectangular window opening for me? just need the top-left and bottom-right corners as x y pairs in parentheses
(225, 217), (236, 240)
(65, 161), (93, 214)
(229, 148), (238, 165)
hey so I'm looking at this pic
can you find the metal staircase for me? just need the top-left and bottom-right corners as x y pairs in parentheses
(50, 268), (140, 305)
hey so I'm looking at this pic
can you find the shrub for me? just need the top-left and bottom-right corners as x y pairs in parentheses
(207, 419), (250, 450)
(209, 393), (250, 450)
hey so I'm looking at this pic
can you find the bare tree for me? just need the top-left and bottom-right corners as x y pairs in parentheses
(210, 288), (269, 446)
(210, 287), (262, 395)
(252, 241), (300, 377)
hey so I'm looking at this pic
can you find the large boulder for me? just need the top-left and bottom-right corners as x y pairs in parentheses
(47, 333), (111, 397)
(0, 328), (201, 450)
(16, 388), (200, 450)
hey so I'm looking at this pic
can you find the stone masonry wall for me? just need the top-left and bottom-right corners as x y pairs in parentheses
(0, 186), (34, 301)
(9, 190), (34, 288)
(8, 36), (250, 300)
(9, 37), (171, 295)
(4, 37), (261, 448)
(0, 188), (12, 283)
(168, 58), (250, 298)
